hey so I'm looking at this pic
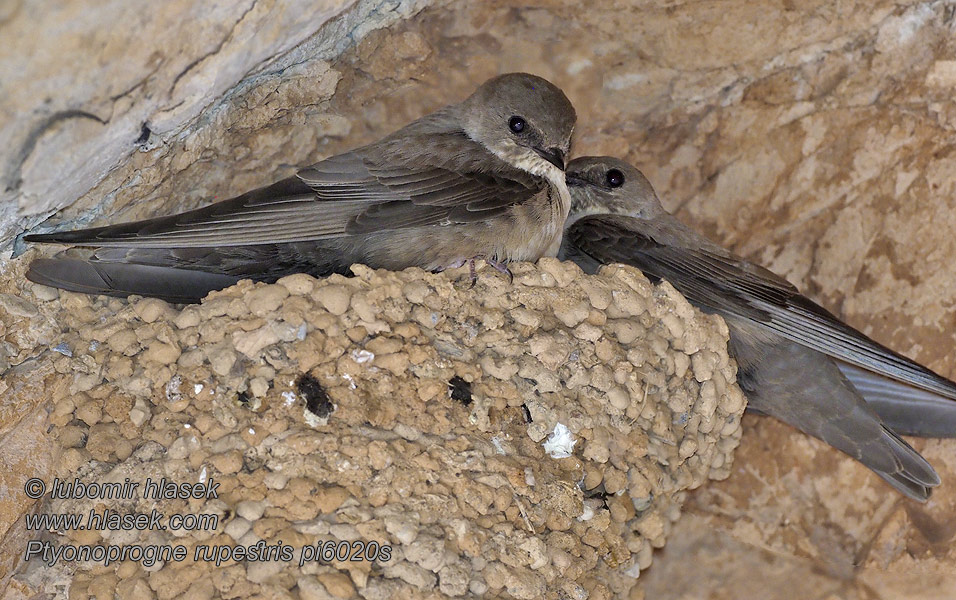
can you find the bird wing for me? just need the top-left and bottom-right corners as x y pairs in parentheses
(836, 361), (956, 438)
(24, 177), (364, 248)
(26, 121), (541, 248)
(566, 213), (956, 400)
(297, 128), (541, 234)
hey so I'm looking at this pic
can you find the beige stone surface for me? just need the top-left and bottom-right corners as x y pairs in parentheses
(4, 0), (956, 598)
(0, 0), (437, 246)
(642, 415), (956, 600)
(0, 371), (56, 594)
(3, 260), (743, 598)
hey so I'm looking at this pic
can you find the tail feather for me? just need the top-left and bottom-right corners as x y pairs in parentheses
(730, 322), (939, 502)
(874, 471), (932, 501)
(26, 258), (241, 303)
(811, 400), (937, 501)
(873, 426), (937, 499)
(881, 426), (940, 487)
(24, 237), (360, 303)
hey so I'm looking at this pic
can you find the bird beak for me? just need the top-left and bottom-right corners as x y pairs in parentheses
(565, 173), (587, 187)
(534, 147), (565, 171)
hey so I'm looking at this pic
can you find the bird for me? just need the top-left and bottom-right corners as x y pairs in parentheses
(560, 155), (956, 501)
(24, 73), (577, 303)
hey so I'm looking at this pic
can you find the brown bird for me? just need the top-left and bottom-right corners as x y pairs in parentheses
(24, 73), (576, 303)
(561, 156), (956, 501)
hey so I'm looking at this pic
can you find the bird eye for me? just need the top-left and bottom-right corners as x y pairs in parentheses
(509, 116), (526, 134)
(606, 169), (625, 188)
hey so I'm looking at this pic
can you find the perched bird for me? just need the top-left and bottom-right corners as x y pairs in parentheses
(25, 73), (576, 303)
(561, 156), (956, 501)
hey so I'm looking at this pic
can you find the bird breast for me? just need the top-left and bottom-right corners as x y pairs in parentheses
(505, 181), (571, 262)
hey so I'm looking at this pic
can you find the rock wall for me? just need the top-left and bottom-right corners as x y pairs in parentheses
(4, 0), (956, 598)
(0, 0), (438, 249)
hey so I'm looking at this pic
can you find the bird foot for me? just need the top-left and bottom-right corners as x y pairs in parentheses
(483, 258), (514, 284)
(435, 259), (468, 272)
(437, 257), (513, 288)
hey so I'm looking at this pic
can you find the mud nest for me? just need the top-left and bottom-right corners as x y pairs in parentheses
(7, 258), (745, 599)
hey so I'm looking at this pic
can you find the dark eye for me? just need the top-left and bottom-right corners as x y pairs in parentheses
(509, 116), (526, 133)
(606, 169), (625, 188)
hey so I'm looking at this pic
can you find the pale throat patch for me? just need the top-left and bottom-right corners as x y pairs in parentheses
(485, 142), (572, 259)
(474, 134), (568, 199)
(508, 152), (571, 211)
(518, 155), (572, 259)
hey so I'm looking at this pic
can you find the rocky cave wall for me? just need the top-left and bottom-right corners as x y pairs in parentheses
(3, 1), (956, 599)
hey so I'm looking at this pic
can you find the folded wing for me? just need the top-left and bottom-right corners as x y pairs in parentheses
(566, 213), (956, 402)
(27, 126), (540, 249)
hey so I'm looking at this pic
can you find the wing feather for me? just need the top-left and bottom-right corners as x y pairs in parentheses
(29, 120), (544, 248)
(567, 213), (956, 400)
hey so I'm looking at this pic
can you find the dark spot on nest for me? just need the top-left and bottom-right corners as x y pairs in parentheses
(448, 376), (472, 405)
(243, 453), (266, 472)
(135, 123), (151, 145)
(583, 483), (611, 511)
(297, 373), (334, 419)
(237, 390), (252, 405)
(521, 404), (532, 423)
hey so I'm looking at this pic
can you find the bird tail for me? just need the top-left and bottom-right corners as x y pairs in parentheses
(733, 330), (940, 502)
(25, 240), (359, 303)
(837, 361), (956, 438)
(870, 426), (939, 501)
(801, 389), (940, 502)
(26, 256), (241, 304)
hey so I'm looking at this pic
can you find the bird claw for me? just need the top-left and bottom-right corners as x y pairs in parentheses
(435, 259), (467, 272)
(468, 259), (478, 289)
(484, 258), (514, 284)
(438, 256), (513, 288)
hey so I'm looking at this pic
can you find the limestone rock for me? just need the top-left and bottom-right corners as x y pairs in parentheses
(5, 1), (956, 598)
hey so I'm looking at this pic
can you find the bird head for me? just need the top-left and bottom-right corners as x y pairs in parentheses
(460, 73), (576, 180)
(565, 156), (665, 222)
